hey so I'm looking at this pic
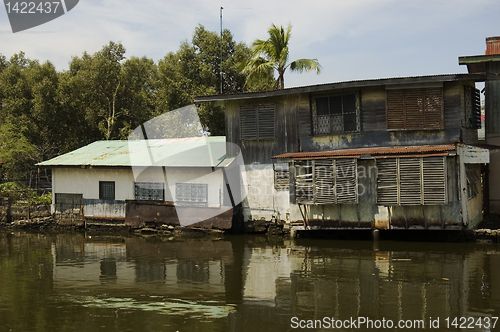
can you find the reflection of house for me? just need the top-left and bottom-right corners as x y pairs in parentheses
(195, 38), (500, 233)
(38, 137), (237, 229)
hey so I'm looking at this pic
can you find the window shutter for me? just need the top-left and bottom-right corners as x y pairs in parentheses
(387, 91), (406, 130)
(399, 158), (422, 205)
(295, 160), (314, 204)
(240, 106), (257, 139)
(465, 86), (481, 129)
(423, 89), (444, 129)
(377, 157), (447, 206)
(422, 157), (447, 204)
(387, 89), (443, 130)
(377, 159), (399, 205)
(257, 104), (275, 138)
(335, 158), (358, 204)
(240, 104), (275, 139)
(274, 163), (290, 191)
(313, 159), (335, 204)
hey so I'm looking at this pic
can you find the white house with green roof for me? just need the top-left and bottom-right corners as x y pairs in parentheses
(37, 136), (242, 229)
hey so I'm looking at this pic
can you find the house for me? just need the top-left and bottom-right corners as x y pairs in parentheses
(195, 38), (500, 235)
(37, 136), (243, 230)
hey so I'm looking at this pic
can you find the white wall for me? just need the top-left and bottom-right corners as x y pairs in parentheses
(53, 167), (225, 208)
(241, 164), (302, 223)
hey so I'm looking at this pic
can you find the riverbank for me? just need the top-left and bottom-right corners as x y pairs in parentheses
(3, 214), (500, 243)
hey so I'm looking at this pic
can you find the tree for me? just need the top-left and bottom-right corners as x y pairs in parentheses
(157, 25), (269, 135)
(0, 121), (37, 181)
(243, 23), (321, 90)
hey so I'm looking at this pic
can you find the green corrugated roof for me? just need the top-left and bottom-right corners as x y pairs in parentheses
(37, 137), (228, 168)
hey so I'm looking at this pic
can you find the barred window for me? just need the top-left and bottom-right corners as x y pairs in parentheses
(176, 183), (208, 205)
(240, 104), (275, 139)
(386, 88), (444, 130)
(99, 181), (115, 200)
(134, 182), (164, 201)
(295, 158), (358, 205)
(377, 157), (447, 205)
(314, 93), (360, 134)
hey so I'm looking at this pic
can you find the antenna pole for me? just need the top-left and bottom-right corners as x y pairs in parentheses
(220, 6), (223, 94)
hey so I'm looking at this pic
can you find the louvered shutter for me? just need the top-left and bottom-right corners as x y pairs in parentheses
(335, 158), (358, 204)
(422, 157), (447, 204)
(377, 159), (399, 205)
(295, 160), (314, 204)
(240, 106), (257, 139)
(386, 91), (406, 130)
(257, 104), (275, 138)
(387, 89), (443, 130)
(313, 159), (335, 204)
(399, 158), (422, 205)
(423, 89), (444, 129)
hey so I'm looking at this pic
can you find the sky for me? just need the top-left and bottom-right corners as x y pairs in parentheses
(1, 0), (499, 88)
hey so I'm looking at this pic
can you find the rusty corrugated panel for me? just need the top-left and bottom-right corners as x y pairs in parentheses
(486, 36), (500, 55)
(274, 144), (456, 160)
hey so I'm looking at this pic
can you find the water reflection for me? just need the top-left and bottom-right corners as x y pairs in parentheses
(0, 232), (500, 331)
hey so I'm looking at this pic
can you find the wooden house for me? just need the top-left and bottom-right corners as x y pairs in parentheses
(195, 69), (497, 233)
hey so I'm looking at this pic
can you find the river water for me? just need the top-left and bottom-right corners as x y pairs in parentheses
(1, 231), (500, 332)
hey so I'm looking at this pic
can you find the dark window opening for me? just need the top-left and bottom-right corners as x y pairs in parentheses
(99, 181), (115, 200)
(314, 93), (359, 134)
(134, 182), (164, 201)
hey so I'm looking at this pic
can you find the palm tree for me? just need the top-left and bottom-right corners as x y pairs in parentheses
(243, 24), (321, 90)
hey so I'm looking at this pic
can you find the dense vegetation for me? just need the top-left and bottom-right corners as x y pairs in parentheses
(0, 25), (274, 183)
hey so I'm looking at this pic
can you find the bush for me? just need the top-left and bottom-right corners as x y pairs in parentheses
(0, 182), (52, 206)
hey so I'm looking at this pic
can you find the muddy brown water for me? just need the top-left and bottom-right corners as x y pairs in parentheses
(1, 231), (499, 331)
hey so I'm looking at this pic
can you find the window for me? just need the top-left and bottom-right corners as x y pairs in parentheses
(240, 104), (275, 139)
(134, 182), (164, 201)
(274, 163), (289, 191)
(465, 86), (481, 129)
(295, 158), (358, 204)
(175, 183), (208, 205)
(99, 181), (115, 200)
(377, 157), (447, 205)
(386, 88), (444, 130)
(314, 93), (359, 134)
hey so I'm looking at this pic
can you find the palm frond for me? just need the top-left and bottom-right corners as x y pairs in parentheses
(290, 58), (321, 74)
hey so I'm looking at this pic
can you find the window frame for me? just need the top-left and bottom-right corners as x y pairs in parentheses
(99, 181), (115, 200)
(312, 92), (360, 135)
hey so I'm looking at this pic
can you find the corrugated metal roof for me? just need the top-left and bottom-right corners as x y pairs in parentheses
(37, 137), (229, 168)
(194, 74), (487, 102)
(273, 145), (457, 160)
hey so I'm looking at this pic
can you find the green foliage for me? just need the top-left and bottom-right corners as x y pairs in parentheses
(157, 25), (268, 135)
(0, 121), (37, 181)
(242, 23), (321, 90)
(0, 182), (52, 205)
(0, 25), (280, 182)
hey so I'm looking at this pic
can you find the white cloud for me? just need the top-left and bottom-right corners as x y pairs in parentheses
(0, 0), (498, 87)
